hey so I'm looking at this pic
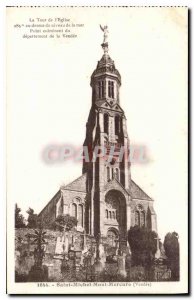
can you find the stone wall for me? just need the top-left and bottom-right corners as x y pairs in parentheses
(15, 228), (95, 281)
(15, 228), (171, 282)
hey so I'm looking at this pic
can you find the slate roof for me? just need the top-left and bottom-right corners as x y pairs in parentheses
(130, 180), (152, 201)
(39, 174), (153, 218)
(60, 173), (152, 200)
(60, 173), (87, 193)
(60, 174), (152, 201)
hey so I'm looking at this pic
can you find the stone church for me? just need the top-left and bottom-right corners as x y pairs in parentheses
(39, 29), (157, 244)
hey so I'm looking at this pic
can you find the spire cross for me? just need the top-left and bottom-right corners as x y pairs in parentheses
(154, 236), (161, 251)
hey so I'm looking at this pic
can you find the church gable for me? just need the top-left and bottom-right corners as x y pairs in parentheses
(96, 101), (124, 113)
(130, 180), (152, 201)
(95, 100), (107, 107)
(100, 101), (111, 109)
(60, 173), (87, 193)
(104, 178), (130, 198)
(38, 190), (61, 227)
(112, 103), (123, 113)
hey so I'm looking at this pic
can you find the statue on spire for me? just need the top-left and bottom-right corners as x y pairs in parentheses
(100, 25), (109, 44)
(100, 25), (109, 54)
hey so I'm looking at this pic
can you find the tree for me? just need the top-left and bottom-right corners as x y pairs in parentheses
(128, 226), (158, 267)
(26, 207), (38, 228)
(31, 228), (47, 267)
(15, 204), (26, 228)
(54, 214), (78, 232)
(27, 227), (50, 282)
(164, 232), (180, 280)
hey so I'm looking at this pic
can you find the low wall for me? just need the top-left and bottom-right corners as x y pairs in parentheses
(15, 228), (95, 281)
(15, 228), (171, 282)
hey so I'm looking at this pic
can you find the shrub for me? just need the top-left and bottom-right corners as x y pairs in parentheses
(53, 214), (78, 231)
(128, 226), (157, 267)
(26, 208), (38, 228)
(164, 232), (179, 280)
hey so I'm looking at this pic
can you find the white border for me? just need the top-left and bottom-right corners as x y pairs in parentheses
(1, 0), (192, 298)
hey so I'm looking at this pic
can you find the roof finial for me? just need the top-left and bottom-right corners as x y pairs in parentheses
(100, 24), (109, 54)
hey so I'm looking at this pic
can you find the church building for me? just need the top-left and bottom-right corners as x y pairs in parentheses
(39, 28), (157, 244)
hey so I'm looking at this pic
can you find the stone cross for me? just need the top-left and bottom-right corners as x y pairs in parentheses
(117, 253), (127, 277)
(154, 236), (161, 259)
(55, 236), (64, 255)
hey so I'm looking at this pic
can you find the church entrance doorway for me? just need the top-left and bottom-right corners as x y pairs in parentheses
(107, 228), (118, 247)
(105, 190), (127, 241)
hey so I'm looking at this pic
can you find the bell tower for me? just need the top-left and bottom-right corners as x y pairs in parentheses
(39, 26), (157, 239)
(83, 26), (131, 236)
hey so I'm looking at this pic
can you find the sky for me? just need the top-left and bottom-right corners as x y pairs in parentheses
(7, 7), (188, 241)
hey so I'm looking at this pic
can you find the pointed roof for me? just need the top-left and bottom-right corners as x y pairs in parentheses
(130, 180), (153, 201)
(104, 177), (130, 197)
(91, 53), (121, 84)
(60, 173), (87, 193)
(91, 29), (121, 85)
(104, 178), (153, 201)
(38, 190), (61, 217)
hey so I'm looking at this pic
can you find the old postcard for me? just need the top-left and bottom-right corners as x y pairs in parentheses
(6, 6), (188, 294)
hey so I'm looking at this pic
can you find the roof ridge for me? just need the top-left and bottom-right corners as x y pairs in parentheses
(130, 179), (153, 200)
(105, 177), (130, 195)
(38, 190), (61, 217)
(60, 173), (87, 189)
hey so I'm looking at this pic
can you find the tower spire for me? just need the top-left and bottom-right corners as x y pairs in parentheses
(100, 25), (109, 54)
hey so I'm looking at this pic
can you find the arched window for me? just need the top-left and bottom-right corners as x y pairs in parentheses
(115, 115), (120, 135)
(104, 114), (109, 134)
(135, 205), (145, 227)
(107, 166), (110, 181)
(115, 168), (119, 181)
(135, 211), (140, 226)
(72, 203), (77, 219)
(109, 211), (112, 219)
(98, 81), (105, 99)
(78, 204), (83, 227)
(108, 81), (114, 98)
(116, 210), (118, 220)
(105, 209), (108, 219)
(140, 211), (145, 227)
